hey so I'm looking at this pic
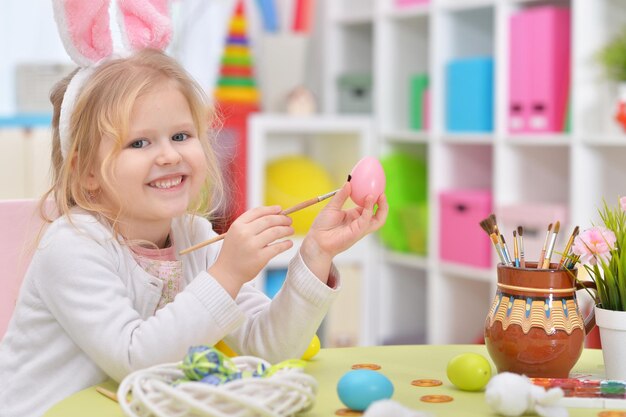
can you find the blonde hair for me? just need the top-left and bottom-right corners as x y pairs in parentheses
(42, 49), (226, 232)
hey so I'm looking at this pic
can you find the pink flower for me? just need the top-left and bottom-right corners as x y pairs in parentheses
(620, 196), (626, 212)
(572, 226), (617, 266)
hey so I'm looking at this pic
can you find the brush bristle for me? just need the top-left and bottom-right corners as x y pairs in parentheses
(479, 215), (496, 235)
(479, 219), (491, 234)
(517, 226), (523, 236)
(554, 221), (561, 233)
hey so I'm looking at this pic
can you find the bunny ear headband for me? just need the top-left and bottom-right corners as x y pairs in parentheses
(52, 0), (173, 160)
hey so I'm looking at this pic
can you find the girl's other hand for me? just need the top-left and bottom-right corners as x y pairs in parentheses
(209, 206), (294, 298)
(300, 182), (388, 283)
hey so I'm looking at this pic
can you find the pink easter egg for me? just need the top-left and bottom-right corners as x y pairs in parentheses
(349, 157), (386, 207)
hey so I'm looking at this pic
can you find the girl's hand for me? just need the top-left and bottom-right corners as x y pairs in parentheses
(300, 182), (388, 282)
(209, 206), (294, 298)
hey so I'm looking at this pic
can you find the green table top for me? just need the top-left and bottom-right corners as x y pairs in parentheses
(44, 344), (607, 417)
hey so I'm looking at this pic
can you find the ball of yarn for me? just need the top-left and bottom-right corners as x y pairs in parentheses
(181, 346), (240, 382)
(180, 346), (304, 386)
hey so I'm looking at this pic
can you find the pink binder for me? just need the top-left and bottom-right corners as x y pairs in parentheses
(508, 6), (570, 134)
(527, 6), (571, 133)
(508, 12), (531, 132)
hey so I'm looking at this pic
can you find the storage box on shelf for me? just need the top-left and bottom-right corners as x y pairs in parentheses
(337, 73), (373, 114)
(0, 126), (52, 200)
(247, 114), (380, 346)
(446, 57), (494, 132)
(439, 189), (492, 268)
(324, 0), (626, 345)
(498, 203), (569, 264)
(15, 63), (74, 114)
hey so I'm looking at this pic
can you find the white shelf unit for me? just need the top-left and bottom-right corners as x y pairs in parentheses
(247, 114), (381, 346)
(324, 0), (626, 345)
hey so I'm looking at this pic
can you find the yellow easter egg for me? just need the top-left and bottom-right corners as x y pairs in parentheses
(302, 334), (321, 360)
(214, 340), (238, 357)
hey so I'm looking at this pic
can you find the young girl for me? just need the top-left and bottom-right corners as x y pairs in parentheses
(0, 48), (387, 416)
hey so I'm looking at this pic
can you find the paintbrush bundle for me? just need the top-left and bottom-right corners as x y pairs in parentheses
(479, 214), (579, 269)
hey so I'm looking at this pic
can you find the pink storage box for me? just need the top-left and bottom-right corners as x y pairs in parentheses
(497, 203), (568, 264)
(395, 0), (430, 7)
(508, 6), (571, 133)
(439, 189), (492, 268)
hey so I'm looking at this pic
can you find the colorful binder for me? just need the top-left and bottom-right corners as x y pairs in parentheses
(508, 6), (571, 133)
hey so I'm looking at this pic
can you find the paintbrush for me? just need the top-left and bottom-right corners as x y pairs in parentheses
(179, 189), (339, 255)
(517, 226), (525, 268)
(490, 214), (513, 265)
(558, 225), (579, 269)
(566, 254), (581, 269)
(500, 233), (513, 266)
(537, 223), (553, 268)
(513, 230), (520, 267)
(541, 221), (561, 269)
(96, 386), (118, 403)
(480, 218), (506, 264)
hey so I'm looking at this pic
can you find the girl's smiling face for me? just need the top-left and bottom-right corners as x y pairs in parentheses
(92, 82), (209, 244)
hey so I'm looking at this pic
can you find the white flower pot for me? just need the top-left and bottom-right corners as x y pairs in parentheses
(594, 306), (626, 380)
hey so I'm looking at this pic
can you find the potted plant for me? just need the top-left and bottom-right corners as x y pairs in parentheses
(597, 27), (626, 131)
(572, 197), (626, 379)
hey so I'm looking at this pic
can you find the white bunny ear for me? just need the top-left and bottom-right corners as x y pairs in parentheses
(117, 0), (172, 51)
(52, 0), (113, 67)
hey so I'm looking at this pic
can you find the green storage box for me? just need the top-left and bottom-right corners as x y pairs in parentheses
(337, 73), (373, 114)
(379, 152), (429, 254)
(409, 74), (429, 130)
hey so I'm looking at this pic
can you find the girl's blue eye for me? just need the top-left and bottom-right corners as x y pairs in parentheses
(172, 132), (188, 142)
(129, 139), (149, 149)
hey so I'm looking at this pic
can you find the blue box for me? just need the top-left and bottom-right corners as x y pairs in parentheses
(264, 269), (287, 299)
(446, 57), (494, 132)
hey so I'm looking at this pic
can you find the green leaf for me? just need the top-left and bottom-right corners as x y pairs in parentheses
(597, 27), (626, 82)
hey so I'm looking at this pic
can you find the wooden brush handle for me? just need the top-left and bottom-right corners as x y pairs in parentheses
(179, 189), (338, 255)
(282, 189), (338, 215)
(178, 233), (226, 255)
(96, 386), (118, 403)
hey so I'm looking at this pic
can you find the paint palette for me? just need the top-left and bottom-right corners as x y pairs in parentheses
(531, 377), (626, 408)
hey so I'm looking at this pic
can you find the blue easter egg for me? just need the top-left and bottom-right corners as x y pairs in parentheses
(337, 370), (394, 411)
